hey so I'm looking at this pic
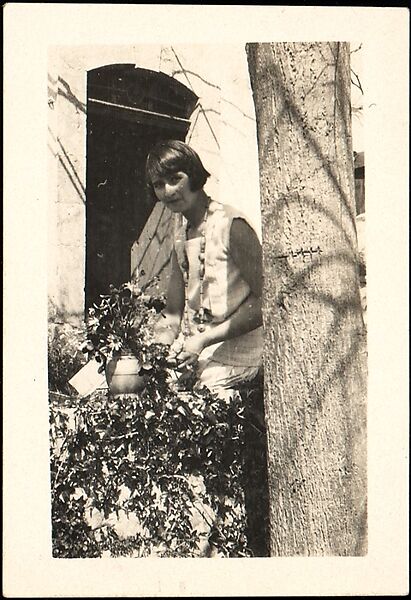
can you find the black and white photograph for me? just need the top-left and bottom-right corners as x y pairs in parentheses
(46, 40), (367, 560)
(3, 4), (409, 597)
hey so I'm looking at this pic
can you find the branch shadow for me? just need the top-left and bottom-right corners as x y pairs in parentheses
(48, 127), (86, 204)
(134, 204), (174, 268)
(57, 76), (87, 115)
(171, 69), (221, 91)
(57, 138), (86, 196)
(267, 250), (361, 308)
(221, 97), (255, 122)
(255, 43), (357, 233)
(170, 47), (221, 151)
(261, 248), (366, 554)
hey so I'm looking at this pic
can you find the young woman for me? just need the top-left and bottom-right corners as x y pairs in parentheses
(146, 140), (263, 391)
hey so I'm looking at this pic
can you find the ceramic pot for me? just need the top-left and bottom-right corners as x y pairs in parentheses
(105, 352), (147, 395)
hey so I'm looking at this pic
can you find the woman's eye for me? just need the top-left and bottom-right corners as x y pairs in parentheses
(169, 175), (181, 185)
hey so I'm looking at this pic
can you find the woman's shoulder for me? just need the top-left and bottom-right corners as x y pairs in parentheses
(209, 199), (248, 222)
(209, 200), (257, 234)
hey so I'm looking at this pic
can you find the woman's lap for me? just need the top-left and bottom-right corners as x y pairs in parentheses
(196, 359), (260, 391)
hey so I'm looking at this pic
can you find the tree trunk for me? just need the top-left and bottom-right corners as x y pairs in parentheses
(246, 42), (367, 556)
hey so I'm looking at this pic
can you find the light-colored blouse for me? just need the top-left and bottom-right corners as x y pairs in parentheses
(173, 199), (263, 368)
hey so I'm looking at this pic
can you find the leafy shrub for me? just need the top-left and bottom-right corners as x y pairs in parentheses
(48, 281), (268, 557)
(49, 371), (255, 558)
(48, 322), (86, 395)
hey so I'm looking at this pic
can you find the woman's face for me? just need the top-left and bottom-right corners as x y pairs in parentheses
(151, 171), (197, 213)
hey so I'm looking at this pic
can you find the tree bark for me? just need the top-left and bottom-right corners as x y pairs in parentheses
(246, 42), (367, 556)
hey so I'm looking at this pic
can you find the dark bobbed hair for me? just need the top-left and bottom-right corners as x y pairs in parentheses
(145, 140), (210, 199)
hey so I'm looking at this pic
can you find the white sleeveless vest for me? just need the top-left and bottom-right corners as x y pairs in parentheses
(173, 200), (263, 367)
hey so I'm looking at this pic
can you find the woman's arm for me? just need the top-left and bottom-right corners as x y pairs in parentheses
(230, 217), (263, 298)
(177, 217), (263, 366)
(153, 249), (184, 345)
(201, 292), (262, 346)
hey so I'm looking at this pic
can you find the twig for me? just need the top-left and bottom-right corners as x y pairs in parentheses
(350, 43), (363, 54)
(51, 434), (71, 492)
(158, 474), (216, 528)
(108, 430), (142, 441)
(351, 69), (364, 94)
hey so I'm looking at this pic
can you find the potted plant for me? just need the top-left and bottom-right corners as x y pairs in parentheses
(81, 279), (169, 395)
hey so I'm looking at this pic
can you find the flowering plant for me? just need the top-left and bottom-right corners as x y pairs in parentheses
(81, 279), (168, 372)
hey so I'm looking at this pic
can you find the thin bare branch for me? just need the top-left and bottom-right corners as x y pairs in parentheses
(351, 69), (364, 94)
(350, 43), (363, 54)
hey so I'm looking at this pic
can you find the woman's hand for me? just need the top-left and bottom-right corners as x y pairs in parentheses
(172, 334), (207, 370)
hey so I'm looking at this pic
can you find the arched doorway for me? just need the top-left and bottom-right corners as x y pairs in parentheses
(85, 64), (198, 309)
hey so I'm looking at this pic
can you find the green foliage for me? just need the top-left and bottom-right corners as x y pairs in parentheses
(49, 370), (253, 558)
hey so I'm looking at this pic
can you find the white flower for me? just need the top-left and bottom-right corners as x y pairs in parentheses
(84, 506), (104, 530)
(117, 485), (132, 504)
(125, 281), (141, 296)
(71, 487), (87, 501)
(107, 334), (122, 351)
(87, 315), (100, 329)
